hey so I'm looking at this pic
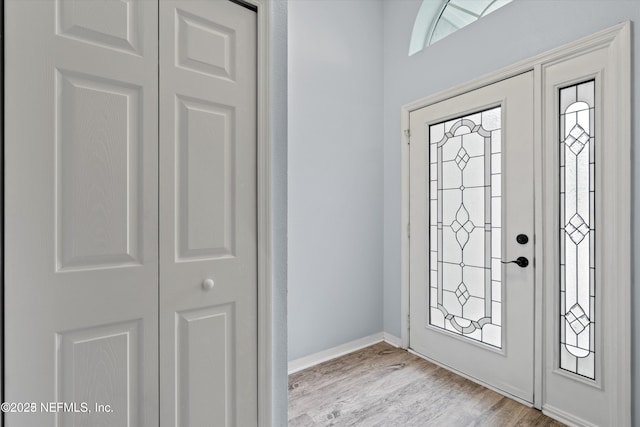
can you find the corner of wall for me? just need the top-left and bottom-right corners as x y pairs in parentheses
(270, 1), (288, 426)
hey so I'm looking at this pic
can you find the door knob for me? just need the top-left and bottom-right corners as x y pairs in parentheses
(202, 278), (215, 290)
(501, 257), (529, 268)
(516, 234), (529, 244)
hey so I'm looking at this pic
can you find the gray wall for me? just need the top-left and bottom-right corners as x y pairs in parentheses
(288, 0), (384, 361)
(382, 0), (639, 420)
(285, 0), (639, 419)
(269, 1), (288, 425)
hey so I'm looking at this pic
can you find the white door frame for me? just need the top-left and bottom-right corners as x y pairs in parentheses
(400, 22), (630, 424)
(0, 0), (274, 425)
(248, 0), (275, 423)
(238, 0), (275, 424)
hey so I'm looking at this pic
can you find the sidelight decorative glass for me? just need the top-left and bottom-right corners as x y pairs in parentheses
(559, 80), (596, 379)
(428, 107), (502, 348)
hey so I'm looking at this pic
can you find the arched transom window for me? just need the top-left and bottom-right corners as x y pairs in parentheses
(409, 0), (513, 56)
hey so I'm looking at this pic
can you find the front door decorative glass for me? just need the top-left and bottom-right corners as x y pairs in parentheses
(428, 106), (502, 348)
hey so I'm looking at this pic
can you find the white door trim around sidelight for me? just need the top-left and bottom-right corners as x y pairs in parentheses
(400, 22), (630, 425)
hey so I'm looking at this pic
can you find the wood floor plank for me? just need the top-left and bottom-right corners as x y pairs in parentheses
(288, 342), (565, 427)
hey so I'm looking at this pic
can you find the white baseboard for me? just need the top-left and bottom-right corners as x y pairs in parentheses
(542, 404), (599, 427)
(288, 332), (403, 375)
(383, 332), (401, 347)
(288, 332), (383, 374)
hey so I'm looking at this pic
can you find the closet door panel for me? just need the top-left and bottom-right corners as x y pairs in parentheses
(175, 95), (236, 260)
(159, 1), (258, 426)
(5, 1), (159, 425)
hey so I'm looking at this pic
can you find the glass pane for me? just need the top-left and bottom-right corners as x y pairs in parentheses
(428, 106), (502, 348)
(559, 80), (595, 379)
(450, 0), (492, 16)
(426, 0), (513, 47)
(483, 0), (513, 15)
(441, 6), (477, 29)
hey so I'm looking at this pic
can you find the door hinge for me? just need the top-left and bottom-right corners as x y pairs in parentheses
(407, 222), (410, 238)
(404, 129), (410, 144)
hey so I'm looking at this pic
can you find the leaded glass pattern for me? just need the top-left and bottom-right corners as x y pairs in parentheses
(430, 0), (513, 46)
(559, 80), (595, 379)
(408, 0), (514, 56)
(428, 107), (502, 348)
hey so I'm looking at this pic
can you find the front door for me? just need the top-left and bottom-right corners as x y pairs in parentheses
(409, 72), (535, 402)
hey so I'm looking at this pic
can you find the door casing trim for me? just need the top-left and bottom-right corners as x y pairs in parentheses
(400, 21), (631, 425)
(243, 0), (274, 425)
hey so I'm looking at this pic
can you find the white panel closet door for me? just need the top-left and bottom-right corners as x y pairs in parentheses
(159, 1), (258, 426)
(5, 1), (159, 426)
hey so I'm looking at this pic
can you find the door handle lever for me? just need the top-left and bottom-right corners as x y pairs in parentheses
(501, 257), (529, 268)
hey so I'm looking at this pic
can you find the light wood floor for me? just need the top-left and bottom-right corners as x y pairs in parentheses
(288, 342), (564, 426)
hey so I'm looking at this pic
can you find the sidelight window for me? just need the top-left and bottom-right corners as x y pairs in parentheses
(559, 80), (596, 379)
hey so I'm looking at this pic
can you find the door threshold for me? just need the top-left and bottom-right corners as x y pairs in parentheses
(407, 348), (536, 409)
